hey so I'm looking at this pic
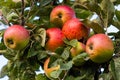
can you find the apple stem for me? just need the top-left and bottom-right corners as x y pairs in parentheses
(0, 50), (7, 54)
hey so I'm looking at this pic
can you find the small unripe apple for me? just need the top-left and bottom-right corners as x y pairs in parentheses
(50, 5), (76, 27)
(3, 25), (30, 50)
(70, 42), (86, 57)
(44, 57), (60, 79)
(86, 34), (114, 63)
(45, 27), (65, 52)
(62, 18), (89, 40)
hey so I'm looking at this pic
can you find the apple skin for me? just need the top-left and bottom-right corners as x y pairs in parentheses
(62, 18), (89, 40)
(70, 42), (86, 57)
(44, 57), (60, 79)
(45, 27), (65, 52)
(86, 34), (114, 63)
(50, 5), (76, 27)
(3, 25), (30, 50)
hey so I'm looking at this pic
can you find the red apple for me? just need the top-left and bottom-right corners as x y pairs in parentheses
(86, 34), (114, 63)
(62, 18), (89, 40)
(45, 27), (65, 51)
(50, 5), (76, 27)
(70, 42), (86, 57)
(3, 25), (30, 50)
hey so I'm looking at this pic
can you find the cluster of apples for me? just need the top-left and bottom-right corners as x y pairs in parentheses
(45, 5), (114, 63)
(45, 5), (89, 52)
(44, 5), (114, 78)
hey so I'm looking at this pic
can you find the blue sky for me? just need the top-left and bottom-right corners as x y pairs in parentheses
(0, 4), (120, 80)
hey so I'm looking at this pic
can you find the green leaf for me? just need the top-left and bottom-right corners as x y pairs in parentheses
(40, 0), (52, 7)
(8, 64), (18, 80)
(100, 0), (115, 27)
(3, 49), (16, 60)
(65, 76), (75, 80)
(78, 67), (95, 80)
(35, 74), (49, 80)
(112, 0), (120, 5)
(115, 10), (120, 21)
(75, 9), (92, 19)
(55, 47), (64, 55)
(14, 60), (36, 80)
(60, 47), (71, 60)
(7, 60), (14, 72)
(64, 39), (78, 47)
(69, 39), (78, 47)
(37, 51), (48, 60)
(0, 42), (7, 50)
(50, 70), (62, 79)
(38, 5), (52, 17)
(73, 60), (99, 80)
(109, 58), (120, 80)
(1, 7), (11, 18)
(0, 65), (8, 78)
(82, 19), (105, 33)
(110, 59), (118, 80)
(60, 61), (73, 70)
(85, 0), (101, 14)
(0, 0), (21, 9)
(99, 73), (112, 80)
(1, 6), (20, 24)
(65, 76), (84, 80)
(6, 12), (19, 22)
(27, 41), (44, 58)
(27, 49), (38, 58)
(21, 68), (36, 80)
(113, 38), (120, 54)
(112, 19), (120, 30)
(72, 52), (89, 66)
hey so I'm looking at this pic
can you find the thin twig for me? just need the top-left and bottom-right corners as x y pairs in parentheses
(21, 0), (25, 26)
(62, 70), (69, 80)
(0, 10), (10, 26)
(14, 50), (21, 61)
(1, 15), (10, 26)
(14, 9), (21, 17)
(25, 0), (35, 22)
(0, 50), (7, 54)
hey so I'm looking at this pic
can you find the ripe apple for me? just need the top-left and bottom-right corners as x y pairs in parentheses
(62, 18), (89, 40)
(50, 5), (76, 27)
(70, 42), (86, 57)
(44, 57), (60, 79)
(86, 34), (114, 63)
(3, 25), (30, 50)
(45, 27), (65, 52)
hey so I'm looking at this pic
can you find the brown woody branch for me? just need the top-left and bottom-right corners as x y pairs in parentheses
(21, 0), (25, 26)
